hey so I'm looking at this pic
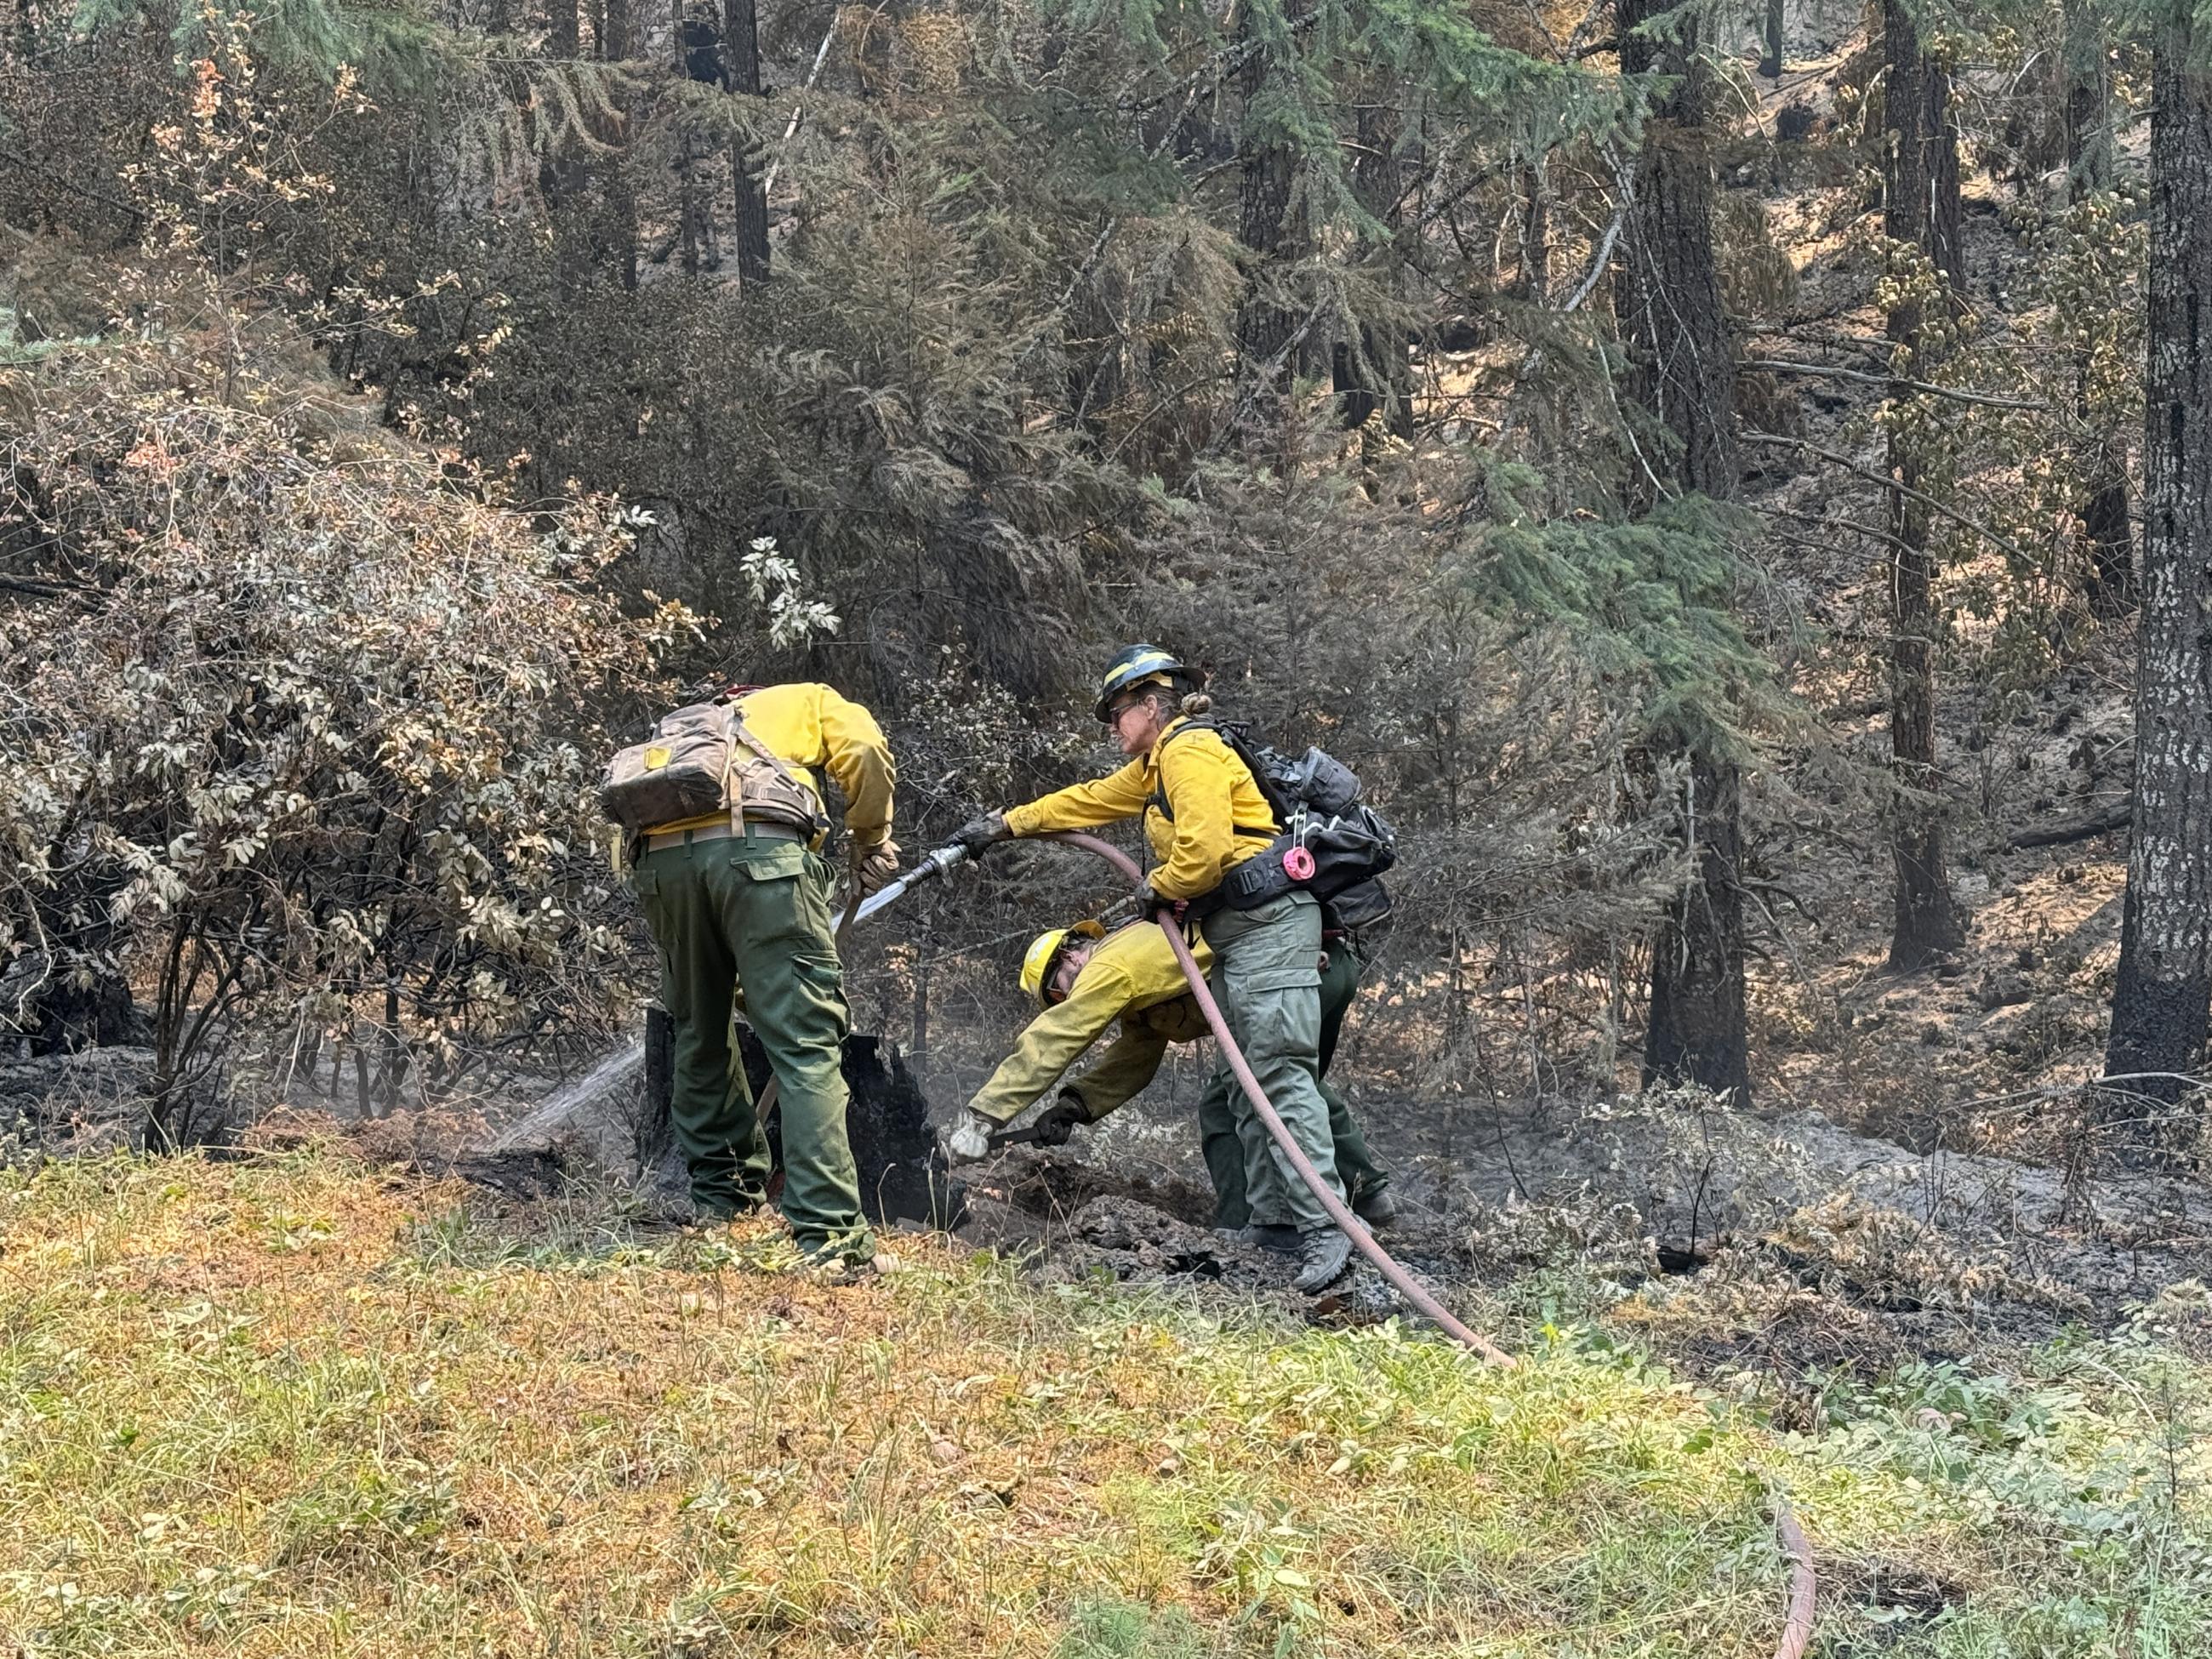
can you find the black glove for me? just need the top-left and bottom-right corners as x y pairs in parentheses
(1033, 1093), (1086, 1146)
(949, 812), (1012, 855)
(1133, 878), (1187, 921)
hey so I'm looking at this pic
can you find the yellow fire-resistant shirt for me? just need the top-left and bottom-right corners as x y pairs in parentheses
(1001, 716), (1276, 902)
(966, 921), (1217, 1127)
(652, 681), (896, 847)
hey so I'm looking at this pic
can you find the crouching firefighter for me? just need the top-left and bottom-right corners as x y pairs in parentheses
(601, 681), (903, 1275)
(945, 910), (1397, 1232)
(946, 645), (1365, 1294)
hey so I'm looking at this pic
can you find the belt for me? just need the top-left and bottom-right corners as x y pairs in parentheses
(643, 820), (807, 853)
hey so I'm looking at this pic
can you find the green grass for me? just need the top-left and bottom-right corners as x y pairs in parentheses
(1, 1148), (2205, 1656)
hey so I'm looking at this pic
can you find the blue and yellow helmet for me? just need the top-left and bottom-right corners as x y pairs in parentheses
(1094, 643), (1189, 724)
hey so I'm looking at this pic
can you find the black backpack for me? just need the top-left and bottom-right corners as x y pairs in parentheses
(1154, 719), (1397, 923)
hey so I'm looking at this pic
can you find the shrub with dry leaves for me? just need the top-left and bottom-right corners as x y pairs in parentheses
(0, 320), (687, 1137)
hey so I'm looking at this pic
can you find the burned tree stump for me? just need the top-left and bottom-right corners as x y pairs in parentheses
(638, 1005), (966, 1229)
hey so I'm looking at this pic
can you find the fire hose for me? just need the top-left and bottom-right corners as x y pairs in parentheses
(852, 831), (1818, 1655)
(1037, 831), (1514, 1365)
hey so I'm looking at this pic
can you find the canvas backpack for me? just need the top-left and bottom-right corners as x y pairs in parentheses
(600, 698), (829, 839)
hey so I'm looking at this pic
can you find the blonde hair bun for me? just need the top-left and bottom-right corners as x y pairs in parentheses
(1180, 692), (1213, 716)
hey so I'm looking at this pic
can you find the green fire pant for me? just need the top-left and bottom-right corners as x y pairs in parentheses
(1200, 891), (1343, 1233)
(630, 830), (871, 1261)
(1199, 938), (1388, 1229)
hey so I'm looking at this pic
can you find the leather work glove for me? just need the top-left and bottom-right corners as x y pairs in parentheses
(852, 837), (901, 895)
(944, 1108), (995, 1166)
(1032, 1092), (1087, 1147)
(948, 812), (1011, 856)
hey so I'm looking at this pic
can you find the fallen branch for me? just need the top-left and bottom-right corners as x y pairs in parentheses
(1494, 150), (1633, 445)
(1743, 356), (2048, 411)
(757, 12), (846, 200)
(1561, 188), (1629, 315)
(2008, 802), (2130, 849)
(1742, 431), (2038, 569)
(1770, 1501), (1818, 1659)
(1769, 502), (1919, 558)
(1941, 1070), (2210, 1118)
(0, 575), (73, 598)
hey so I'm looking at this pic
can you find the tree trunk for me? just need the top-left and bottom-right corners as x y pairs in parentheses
(2063, 0), (2115, 196)
(1334, 89), (1412, 441)
(676, 15), (722, 275)
(1514, 161), (1550, 301)
(2102, 20), (2212, 1142)
(1760, 0), (1785, 81)
(1881, 0), (1965, 969)
(1234, 5), (1301, 395)
(2081, 467), (2135, 617)
(1070, 252), (1128, 437)
(1616, 0), (1749, 1107)
(2065, 0), (2136, 616)
(642, 1001), (674, 1148)
(1643, 755), (1751, 1106)
(723, 0), (770, 283)
(596, 0), (640, 292)
(543, 0), (590, 294)
(676, 137), (704, 274)
(1617, 0), (1736, 499)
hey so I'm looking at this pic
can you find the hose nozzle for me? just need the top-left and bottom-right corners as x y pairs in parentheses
(848, 841), (972, 926)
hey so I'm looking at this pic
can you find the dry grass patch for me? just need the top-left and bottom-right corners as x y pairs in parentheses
(3, 1148), (2205, 1657)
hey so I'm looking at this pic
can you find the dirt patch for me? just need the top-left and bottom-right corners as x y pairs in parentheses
(1039, 1078), (2211, 1348)
(0, 1046), (154, 1154)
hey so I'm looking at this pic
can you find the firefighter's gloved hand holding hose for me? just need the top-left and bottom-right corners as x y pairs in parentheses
(849, 836), (902, 897)
(947, 812), (1012, 856)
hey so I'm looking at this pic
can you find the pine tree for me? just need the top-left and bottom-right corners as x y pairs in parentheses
(1234, 0), (1305, 398)
(1615, 0), (1750, 1105)
(2102, 3), (2212, 1143)
(723, 0), (770, 282)
(594, 0), (640, 293)
(1332, 86), (1413, 440)
(1881, 0), (1967, 970)
(544, 0), (593, 295)
(2062, 0), (2136, 615)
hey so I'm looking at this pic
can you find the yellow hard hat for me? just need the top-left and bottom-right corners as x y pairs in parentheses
(1019, 919), (1106, 1007)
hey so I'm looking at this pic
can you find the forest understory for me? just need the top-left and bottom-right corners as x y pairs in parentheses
(8, 0), (2212, 1650)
